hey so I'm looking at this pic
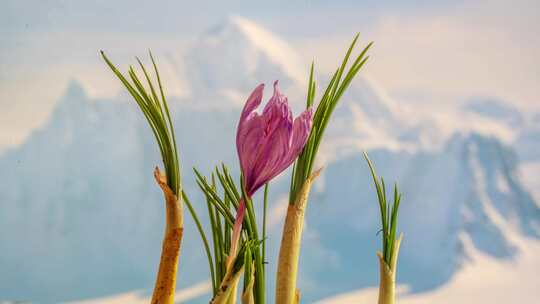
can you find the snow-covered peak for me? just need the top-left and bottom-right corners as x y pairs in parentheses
(64, 80), (87, 100)
(47, 79), (92, 124)
(206, 16), (305, 84)
(184, 16), (306, 109)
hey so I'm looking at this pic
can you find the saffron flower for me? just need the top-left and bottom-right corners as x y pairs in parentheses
(238, 81), (313, 196)
(229, 81), (313, 259)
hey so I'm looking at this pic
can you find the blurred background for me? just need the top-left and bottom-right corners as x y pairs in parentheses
(1, 0), (539, 303)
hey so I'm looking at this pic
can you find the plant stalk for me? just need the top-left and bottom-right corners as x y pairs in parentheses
(377, 234), (403, 304)
(226, 279), (239, 304)
(151, 167), (184, 304)
(275, 168), (322, 304)
(211, 266), (244, 304)
(241, 261), (256, 304)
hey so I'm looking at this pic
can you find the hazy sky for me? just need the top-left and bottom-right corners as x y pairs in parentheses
(1, 0), (539, 149)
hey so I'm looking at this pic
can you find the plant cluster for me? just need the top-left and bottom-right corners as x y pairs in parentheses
(101, 34), (403, 304)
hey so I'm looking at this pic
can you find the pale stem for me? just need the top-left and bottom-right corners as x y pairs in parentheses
(275, 168), (322, 304)
(151, 167), (184, 304)
(377, 234), (403, 304)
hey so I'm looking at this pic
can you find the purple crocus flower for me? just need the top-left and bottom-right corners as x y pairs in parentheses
(237, 81), (313, 196)
(229, 81), (312, 260)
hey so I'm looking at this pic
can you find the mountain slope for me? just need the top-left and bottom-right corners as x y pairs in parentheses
(289, 133), (539, 300)
(183, 15), (306, 110)
(0, 17), (538, 303)
(318, 233), (540, 304)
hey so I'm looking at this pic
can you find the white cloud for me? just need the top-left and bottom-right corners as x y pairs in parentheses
(295, 0), (540, 110)
(1, 0), (539, 151)
(0, 31), (189, 150)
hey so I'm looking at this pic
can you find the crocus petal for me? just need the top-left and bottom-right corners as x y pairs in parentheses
(239, 84), (264, 122)
(250, 117), (293, 193)
(237, 114), (265, 186)
(246, 83), (294, 193)
(236, 84), (265, 182)
(263, 81), (286, 113)
(236, 81), (313, 196)
(236, 83), (265, 152)
(284, 107), (313, 165)
(262, 81), (292, 135)
(254, 107), (312, 190)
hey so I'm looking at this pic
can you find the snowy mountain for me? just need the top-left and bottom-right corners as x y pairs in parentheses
(0, 17), (539, 303)
(318, 231), (540, 304)
(294, 132), (539, 299)
(461, 97), (540, 203)
(183, 16), (306, 110)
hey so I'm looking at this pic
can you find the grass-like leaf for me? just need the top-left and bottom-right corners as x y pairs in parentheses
(289, 35), (373, 203)
(364, 152), (402, 265)
(191, 164), (267, 304)
(101, 51), (181, 195)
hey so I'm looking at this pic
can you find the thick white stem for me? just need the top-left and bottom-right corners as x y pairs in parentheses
(275, 169), (322, 304)
(377, 234), (403, 304)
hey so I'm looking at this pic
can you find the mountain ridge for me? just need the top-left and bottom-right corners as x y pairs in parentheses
(0, 17), (538, 303)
